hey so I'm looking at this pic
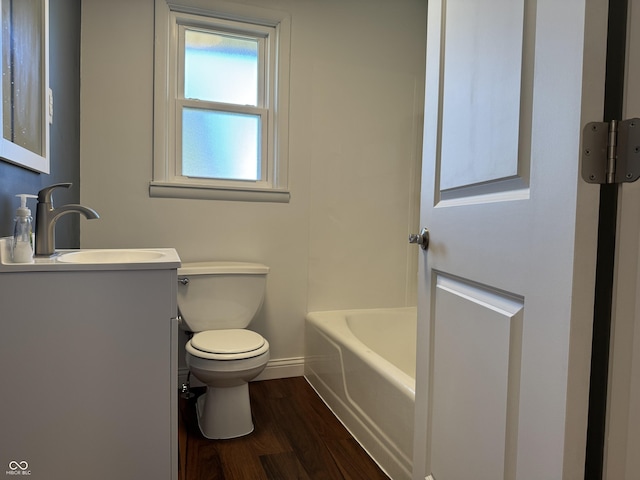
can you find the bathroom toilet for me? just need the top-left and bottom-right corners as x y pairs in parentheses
(177, 261), (270, 439)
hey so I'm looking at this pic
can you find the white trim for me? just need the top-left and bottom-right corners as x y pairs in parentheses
(254, 356), (305, 381)
(149, 181), (290, 202)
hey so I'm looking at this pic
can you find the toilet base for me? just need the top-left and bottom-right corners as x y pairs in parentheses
(196, 383), (254, 439)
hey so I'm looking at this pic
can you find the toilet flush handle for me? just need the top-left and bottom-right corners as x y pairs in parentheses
(178, 277), (189, 286)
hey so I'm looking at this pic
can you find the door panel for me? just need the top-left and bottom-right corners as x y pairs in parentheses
(440, 0), (528, 193)
(430, 275), (523, 479)
(413, 0), (607, 479)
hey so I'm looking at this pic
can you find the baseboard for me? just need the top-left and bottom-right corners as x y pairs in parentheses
(255, 356), (305, 381)
(178, 356), (305, 387)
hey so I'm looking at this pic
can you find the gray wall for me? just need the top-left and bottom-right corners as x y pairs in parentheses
(0, 0), (81, 248)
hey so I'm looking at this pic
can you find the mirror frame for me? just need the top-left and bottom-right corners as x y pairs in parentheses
(0, 0), (49, 174)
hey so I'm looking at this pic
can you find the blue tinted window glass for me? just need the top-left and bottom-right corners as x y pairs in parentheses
(184, 29), (258, 106)
(182, 108), (260, 181)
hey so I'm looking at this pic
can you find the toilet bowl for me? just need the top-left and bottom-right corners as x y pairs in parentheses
(177, 262), (270, 439)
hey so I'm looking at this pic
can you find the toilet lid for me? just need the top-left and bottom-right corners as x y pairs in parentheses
(190, 329), (265, 355)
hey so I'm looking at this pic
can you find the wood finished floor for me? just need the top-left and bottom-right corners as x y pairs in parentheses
(178, 377), (390, 480)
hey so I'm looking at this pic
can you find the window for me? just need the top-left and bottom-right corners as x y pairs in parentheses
(151, 0), (291, 202)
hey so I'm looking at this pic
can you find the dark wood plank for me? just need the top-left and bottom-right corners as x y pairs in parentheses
(287, 378), (355, 441)
(179, 394), (226, 480)
(186, 442), (225, 480)
(216, 440), (270, 480)
(328, 438), (391, 480)
(178, 377), (390, 480)
(245, 381), (298, 456)
(269, 392), (345, 479)
(260, 451), (312, 480)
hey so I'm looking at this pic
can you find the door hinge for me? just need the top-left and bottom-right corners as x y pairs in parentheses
(582, 118), (640, 184)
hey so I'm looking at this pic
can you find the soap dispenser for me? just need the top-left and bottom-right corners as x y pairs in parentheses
(12, 194), (37, 263)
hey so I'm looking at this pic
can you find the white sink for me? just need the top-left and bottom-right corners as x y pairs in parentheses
(57, 249), (166, 264)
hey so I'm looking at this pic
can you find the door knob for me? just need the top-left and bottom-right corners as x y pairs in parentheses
(409, 227), (430, 250)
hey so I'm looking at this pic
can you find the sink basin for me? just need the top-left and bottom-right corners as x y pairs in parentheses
(57, 249), (167, 264)
(0, 238), (181, 272)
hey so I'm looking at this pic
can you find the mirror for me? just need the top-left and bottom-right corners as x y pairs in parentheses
(0, 0), (49, 173)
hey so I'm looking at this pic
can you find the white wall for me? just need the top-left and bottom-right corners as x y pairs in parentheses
(79, 0), (426, 375)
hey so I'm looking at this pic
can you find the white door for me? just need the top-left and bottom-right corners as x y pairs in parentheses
(413, 1), (608, 479)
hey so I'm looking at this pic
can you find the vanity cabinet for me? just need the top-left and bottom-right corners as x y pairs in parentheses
(0, 264), (178, 480)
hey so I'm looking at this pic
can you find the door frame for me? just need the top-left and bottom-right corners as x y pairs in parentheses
(603, 1), (640, 478)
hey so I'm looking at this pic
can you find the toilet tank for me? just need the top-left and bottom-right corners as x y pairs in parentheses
(177, 261), (269, 332)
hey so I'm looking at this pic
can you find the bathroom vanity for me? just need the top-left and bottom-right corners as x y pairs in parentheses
(0, 240), (180, 480)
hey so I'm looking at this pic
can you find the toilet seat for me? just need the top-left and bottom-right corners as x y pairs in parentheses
(187, 329), (269, 360)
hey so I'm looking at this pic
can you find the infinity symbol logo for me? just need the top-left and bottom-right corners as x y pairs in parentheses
(8, 461), (28, 471)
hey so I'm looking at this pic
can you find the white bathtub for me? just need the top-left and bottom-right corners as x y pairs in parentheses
(304, 307), (416, 480)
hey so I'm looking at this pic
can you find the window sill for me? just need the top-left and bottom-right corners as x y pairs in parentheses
(149, 181), (291, 203)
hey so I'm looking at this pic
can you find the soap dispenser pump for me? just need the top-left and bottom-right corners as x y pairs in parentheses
(12, 194), (37, 263)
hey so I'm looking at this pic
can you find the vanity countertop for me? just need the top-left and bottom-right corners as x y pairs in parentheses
(0, 237), (181, 272)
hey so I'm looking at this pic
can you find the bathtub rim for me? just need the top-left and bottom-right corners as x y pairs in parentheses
(305, 306), (417, 399)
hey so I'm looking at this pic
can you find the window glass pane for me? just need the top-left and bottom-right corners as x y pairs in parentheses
(184, 29), (258, 106)
(2, 0), (43, 155)
(182, 107), (260, 181)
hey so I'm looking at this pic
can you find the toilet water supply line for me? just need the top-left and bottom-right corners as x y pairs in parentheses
(180, 372), (194, 399)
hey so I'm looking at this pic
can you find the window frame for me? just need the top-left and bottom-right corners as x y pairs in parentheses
(151, 0), (291, 202)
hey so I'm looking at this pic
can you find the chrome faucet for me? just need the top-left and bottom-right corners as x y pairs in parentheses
(34, 183), (100, 257)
